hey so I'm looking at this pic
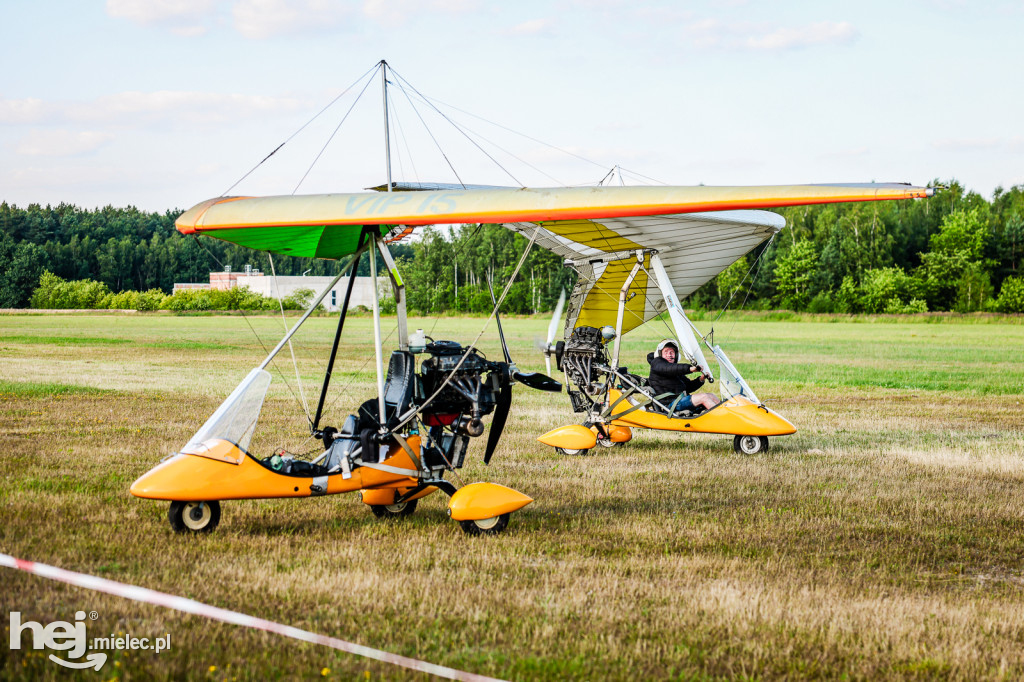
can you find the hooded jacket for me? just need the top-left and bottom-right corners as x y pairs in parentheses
(646, 339), (705, 397)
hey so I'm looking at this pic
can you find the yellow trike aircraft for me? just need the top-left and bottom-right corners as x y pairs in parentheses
(527, 190), (934, 456)
(129, 62), (935, 534)
(130, 182), (933, 534)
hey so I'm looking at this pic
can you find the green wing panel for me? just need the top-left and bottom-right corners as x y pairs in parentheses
(200, 224), (385, 259)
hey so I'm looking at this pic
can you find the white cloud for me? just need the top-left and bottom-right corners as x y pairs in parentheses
(362, 0), (477, 27)
(818, 146), (869, 161)
(505, 18), (554, 36)
(232, 0), (353, 39)
(744, 21), (858, 51)
(106, 0), (222, 36)
(0, 97), (47, 125)
(14, 130), (115, 157)
(932, 137), (1000, 151)
(0, 92), (308, 128)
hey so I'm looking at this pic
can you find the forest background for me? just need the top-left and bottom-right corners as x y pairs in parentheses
(2, 179), (1023, 315)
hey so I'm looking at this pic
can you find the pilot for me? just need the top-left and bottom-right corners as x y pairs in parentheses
(647, 339), (719, 413)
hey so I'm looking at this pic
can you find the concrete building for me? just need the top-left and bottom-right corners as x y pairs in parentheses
(173, 265), (385, 312)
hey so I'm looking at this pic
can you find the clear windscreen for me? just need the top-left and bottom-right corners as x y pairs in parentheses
(181, 368), (272, 456)
(711, 345), (759, 404)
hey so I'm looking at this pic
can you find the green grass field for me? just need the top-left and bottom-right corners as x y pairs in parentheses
(2, 312), (1023, 681)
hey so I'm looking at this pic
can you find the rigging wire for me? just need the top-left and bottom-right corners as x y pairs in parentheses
(389, 75), (466, 188)
(387, 66), (523, 187)
(725, 236), (775, 341)
(390, 226), (542, 433)
(222, 63), (380, 197)
(268, 254), (312, 425)
(292, 65), (382, 195)
(712, 235), (775, 328)
(386, 81), (418, 185)
(394, 83), (565, 188)
(189, 236), (314, 416)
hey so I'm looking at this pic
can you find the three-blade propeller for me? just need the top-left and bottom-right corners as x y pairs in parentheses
(539, 289), (566, 376)
(483, 280), (561, 465)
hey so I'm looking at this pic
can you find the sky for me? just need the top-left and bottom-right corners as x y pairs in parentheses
(2, 0), (1022, 212)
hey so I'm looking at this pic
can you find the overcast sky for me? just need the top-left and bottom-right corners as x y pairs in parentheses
(2, 1), (1021, 212)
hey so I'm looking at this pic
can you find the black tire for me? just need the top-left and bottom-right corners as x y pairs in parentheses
(168, 500), (221, 533)
(459, 513), (510, 535)
(369, 499), (418, 518)
(597, 437), (618, 448)
(555, 447), (590, 456)
(733, 435), (769, 455)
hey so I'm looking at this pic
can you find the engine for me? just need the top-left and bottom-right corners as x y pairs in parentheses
(559, 326), (609, 410)
(417, 340), (500, 469)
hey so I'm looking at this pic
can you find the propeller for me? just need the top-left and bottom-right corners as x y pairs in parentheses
(483, 381), (512, 465)
(539, 289), (566, 375)
(482, 280), (562, 465)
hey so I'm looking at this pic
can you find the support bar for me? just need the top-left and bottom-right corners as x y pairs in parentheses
(258, 266), (351, 371)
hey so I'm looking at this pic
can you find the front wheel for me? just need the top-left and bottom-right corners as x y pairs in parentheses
(168, 500), (221, 533)
(733, 435), (769, 455)
(555, 447), (590, 456)
(370, 499), (418, 518)
(459, 513), (510, 535)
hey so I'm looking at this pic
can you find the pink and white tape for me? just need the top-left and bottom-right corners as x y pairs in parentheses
(1, 552), (505, 682)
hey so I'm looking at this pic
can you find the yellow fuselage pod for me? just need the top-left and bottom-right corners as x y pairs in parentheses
(130, 437), (427, 502)
(606, 389), (796, 436)
(537, 424), (598, 450)
(448, 482), (533, 522)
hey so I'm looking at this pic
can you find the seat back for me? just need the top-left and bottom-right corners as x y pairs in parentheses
(357, 351), (416, 432)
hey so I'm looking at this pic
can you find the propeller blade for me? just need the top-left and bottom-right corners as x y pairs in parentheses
(512, 370), (562, 393)
(546, 288), (566, 345)
(486, 279), (512, 364)
(483, 383), (512, 464)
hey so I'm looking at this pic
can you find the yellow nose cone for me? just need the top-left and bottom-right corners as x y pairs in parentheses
(538, 424), (598, 450)
(448, 482), (533, 522)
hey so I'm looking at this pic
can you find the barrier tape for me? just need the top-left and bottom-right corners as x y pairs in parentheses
(1, 553), (505, 682)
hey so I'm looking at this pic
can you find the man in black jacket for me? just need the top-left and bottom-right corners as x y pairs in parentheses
(646, 339), (719, 413)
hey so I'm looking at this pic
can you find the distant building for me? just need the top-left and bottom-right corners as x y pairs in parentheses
(173, 265), (385, 312)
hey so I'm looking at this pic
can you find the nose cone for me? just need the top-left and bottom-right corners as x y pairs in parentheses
(731, 401), (796, 436)
(448, 482), (533, 522)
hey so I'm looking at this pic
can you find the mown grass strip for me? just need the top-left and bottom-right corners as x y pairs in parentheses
(0, 380), (112, 397)
(0, 335), (132, 346)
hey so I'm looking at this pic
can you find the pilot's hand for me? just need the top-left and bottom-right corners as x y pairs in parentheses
(689, 365), (699, 373)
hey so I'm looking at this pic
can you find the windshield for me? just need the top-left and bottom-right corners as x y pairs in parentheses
(180, 368), (272, 457)
(711, 345), (759, 404)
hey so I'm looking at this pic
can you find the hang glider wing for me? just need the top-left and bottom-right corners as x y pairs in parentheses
(502, 210), (786, 338)
(175, 183), (932, 261)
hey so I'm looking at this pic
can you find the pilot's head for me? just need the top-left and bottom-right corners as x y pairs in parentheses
(657, 339), (678, 363)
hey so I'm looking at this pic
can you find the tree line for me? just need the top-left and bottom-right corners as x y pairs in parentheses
(1, 179), (1022, 313)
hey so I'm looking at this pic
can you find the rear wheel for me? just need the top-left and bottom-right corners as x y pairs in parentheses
(555, 447), (590, 456)
(369, 499), (418, 518)
(168, 500), (220, 533)
(733, 435), (769, 455)
(459, 513), (510, 535)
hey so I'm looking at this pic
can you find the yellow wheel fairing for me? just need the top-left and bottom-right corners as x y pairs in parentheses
(448, 482), (533, 522)
(538, 424), (599, 450)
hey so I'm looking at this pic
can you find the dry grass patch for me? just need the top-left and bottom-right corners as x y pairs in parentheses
(2, 314), (1024, 680)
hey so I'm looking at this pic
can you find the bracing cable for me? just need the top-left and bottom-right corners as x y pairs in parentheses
(222, 63), (380, 197)
(269, 254), (312, 424)
(292, 66), (381, 195)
